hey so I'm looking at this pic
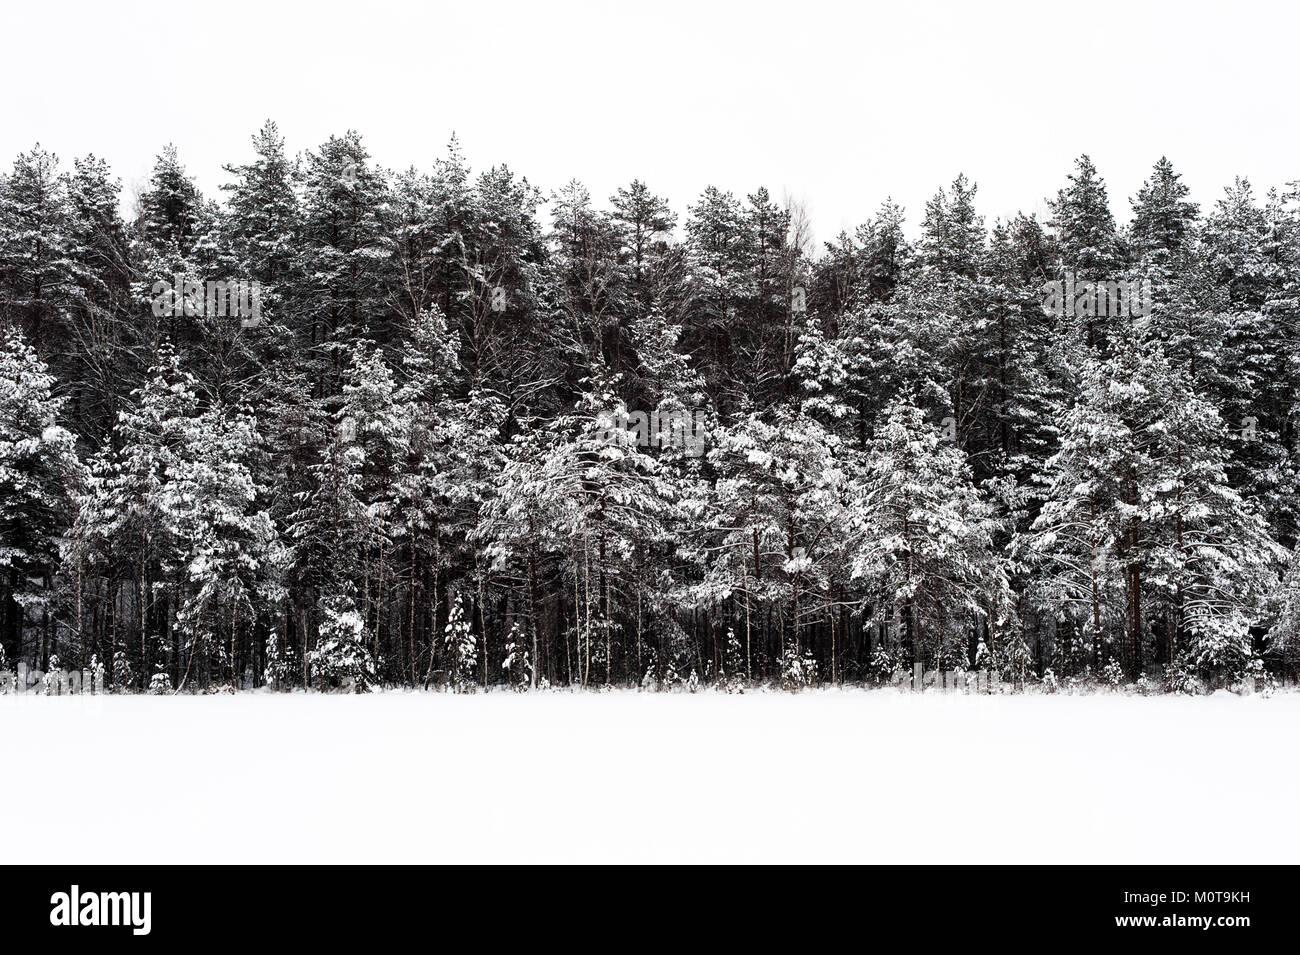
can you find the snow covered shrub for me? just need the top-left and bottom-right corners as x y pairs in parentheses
(717, 629), (747, 692)
(1180, 612), (1255, 687)
(1039, 668), (1059, 694)
(443, 596), (477, 692)
(663, 660), (680, 690)
(781, 644), (817, 690)
(1241, 656), (1275, 696)
(867, 644), (899, 684)
(722, 628), (740, 667)
(657, 618), (697, 692)
(111, 649), (133, 692)
(718, 671), (745, 693)
(43, 654), (61, 694)
(998, 632), (1033, 686)
(1051, 631), (1089, 679)
(263, 629), (291, 690)
(1100, 659), (1126, 688)
(309, 591), (376, 692)
(686, 668), (700, 693)
(1165, 658), (1205, 696)
(502, 622), (531, 690)
(149, 668), (173, 695)
(1135, 671), (1163, 696)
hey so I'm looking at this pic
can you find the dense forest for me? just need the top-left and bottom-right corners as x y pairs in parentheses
(2, 123), (1298, 693)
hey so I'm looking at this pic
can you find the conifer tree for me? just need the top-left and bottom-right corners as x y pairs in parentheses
(0, 330), (81, 666)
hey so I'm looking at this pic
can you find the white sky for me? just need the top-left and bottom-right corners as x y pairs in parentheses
(3, 0), (1297, 245)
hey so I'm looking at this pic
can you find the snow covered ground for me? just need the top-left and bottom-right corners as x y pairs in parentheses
(3, 689), (1296, 864)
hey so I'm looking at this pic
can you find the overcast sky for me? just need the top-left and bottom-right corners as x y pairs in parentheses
(4, 0), (1296, 245)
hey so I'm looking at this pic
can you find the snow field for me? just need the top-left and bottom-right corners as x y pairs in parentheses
(3, 689), (1295, 863)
